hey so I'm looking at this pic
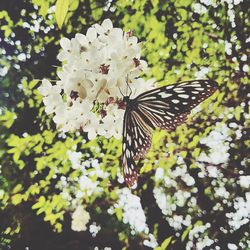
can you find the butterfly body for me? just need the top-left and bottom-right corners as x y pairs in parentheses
(121, 79), (218, 187)
(123, 96), (138, 111)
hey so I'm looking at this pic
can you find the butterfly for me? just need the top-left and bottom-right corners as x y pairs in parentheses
(121, 79), (218, 187)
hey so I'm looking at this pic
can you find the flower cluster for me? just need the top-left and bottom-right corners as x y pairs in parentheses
(153, 162), (216, 249)
(226, 192), (250, 230)
(71, 205), (90, 232)
(198, 123), (230, 165)
(39, 19), (154, 139)
(108, 187), (149, 234)
(89, 222), (101, 237)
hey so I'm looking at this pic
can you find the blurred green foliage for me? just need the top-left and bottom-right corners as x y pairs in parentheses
(0, 0), (249, 249)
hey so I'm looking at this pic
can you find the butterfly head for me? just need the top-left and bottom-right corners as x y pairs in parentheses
(123, 96), (130, 104)
(122, 96), (138, 110)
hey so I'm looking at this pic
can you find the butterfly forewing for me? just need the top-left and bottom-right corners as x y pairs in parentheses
(135, 80), (218, 131)
(122, 79), (218, 186)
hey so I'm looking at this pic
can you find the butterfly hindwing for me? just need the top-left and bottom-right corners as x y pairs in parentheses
(122, 109), (152, 186)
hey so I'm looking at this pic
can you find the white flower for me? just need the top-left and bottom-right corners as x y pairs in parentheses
(38, 79), (60, 96)
(83, 112), (106, 140)
(206, 166), (220, 178)
(238, 176), (250, 188)
(195, 67), (210, 79)
(39, 19), (154, 139)
(226, 192), (250, 230)
(57, 37), (81, 62)
(228, 243), (238, 250)
(186, 223), (213, 250)
(79, 175), (100, 196)
(89, 222), (101, 237)
(155, 167), (164, 181)
(71, 206), (90, 232)
(108, 188), (149, 233)
(68, 151), (82, 169)
(214, 186), (230, 198)
(199, 123), (230, 165)
(143, 233), (158, 248)
(101, 105), (124, 139)
(93, 18), (113, 36)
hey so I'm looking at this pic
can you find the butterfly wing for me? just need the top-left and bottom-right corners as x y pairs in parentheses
(122, 79), (218, 186)
(122, 108), (152, 186)
(135, 79), (218, 131)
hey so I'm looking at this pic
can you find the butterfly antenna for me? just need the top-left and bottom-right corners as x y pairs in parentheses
(125, 75), (132, 97)
(128, 83), (132, 97)
(118, 86), (124, 97)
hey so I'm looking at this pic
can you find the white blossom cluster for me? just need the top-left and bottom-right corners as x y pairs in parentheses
(89, 222), (101, 237)
(154, 161), (215, 249)
(38, 19), (154, 139)
(226, 192), (250, 230)
(56, 149), (107, 209)
(68, 149), (107, 197)
(186, 223), (214, 250)
(154, 161), (197, 220)
(153, 128), (249, 249)
(199, 123), (230, 165)
(71, 205), (90, 232)
(108, 187), (149, 234)
(238, 175), (250, 189)
(143, 233), (158, 248)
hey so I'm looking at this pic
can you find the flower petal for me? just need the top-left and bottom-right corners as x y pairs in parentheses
(86, 27), (97, 42)
(60, 37), (71, 50)
(101, 19), (113, 31)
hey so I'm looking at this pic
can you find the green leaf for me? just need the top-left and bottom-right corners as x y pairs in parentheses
(29, 79), (39, 89)
(151, 0), (159, 8)
(115, 208), (123, 221)
(12, 184), (23, 194)
(188, 135), (200, 149)
(192, 148), (201, 158)
(161, 236), (173, 249)
(12, 194), (23, 205)
(0, 111), (16, 128)
(55, 0), (69, 29)
(40, 1), (49, 18)
(181, 225), (192, 241)
(195, 220), (203, 226)
(69, 0), (79, 11)
(154, 236), (173, 250)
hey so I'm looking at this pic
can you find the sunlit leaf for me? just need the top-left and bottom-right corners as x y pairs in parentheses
(55, 0), (69, 29)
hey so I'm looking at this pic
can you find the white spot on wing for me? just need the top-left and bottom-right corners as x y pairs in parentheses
(172, 99), (180, 104)
(187, 83), (202, 87)
(178, 94), (189, 99)
(127, 135), (131, 145)
(174, 88), (185, 93)
(164, 116), (171, 120)
(126, 149), (130, 158)
(159, 92), (172, 98)
(165, 85), (174, 89)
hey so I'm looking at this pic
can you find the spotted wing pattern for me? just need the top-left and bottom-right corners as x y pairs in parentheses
(122, 80), (218, 186)
(122, 109), (152, 186)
